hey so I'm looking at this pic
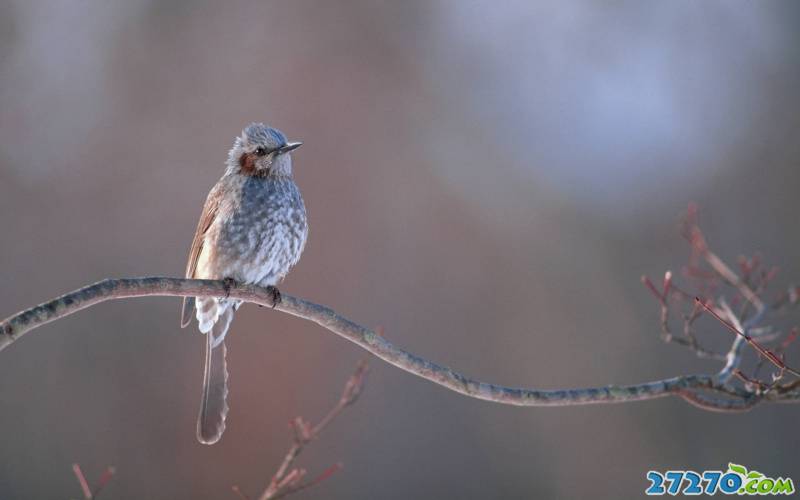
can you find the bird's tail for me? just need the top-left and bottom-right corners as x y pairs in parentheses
(180, 296), (195, 329)
(196, 299), (235, 445)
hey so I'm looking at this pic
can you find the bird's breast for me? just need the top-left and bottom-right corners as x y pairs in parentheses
(203, 177), (307, 285)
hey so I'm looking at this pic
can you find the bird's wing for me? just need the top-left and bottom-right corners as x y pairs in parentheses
(181, 184), (223, 328)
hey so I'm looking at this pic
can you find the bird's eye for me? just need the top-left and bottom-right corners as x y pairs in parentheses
(255, 147), (268, 157)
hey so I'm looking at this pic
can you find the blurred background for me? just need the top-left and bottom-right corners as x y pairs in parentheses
(1, 1), (799, 498)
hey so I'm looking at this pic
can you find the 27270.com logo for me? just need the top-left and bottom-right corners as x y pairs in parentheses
(646, 463), (794, 496)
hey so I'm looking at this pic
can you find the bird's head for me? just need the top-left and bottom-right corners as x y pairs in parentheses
(228, 123), (302, 178)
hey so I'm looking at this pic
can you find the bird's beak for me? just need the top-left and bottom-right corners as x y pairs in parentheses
(278, 142), (303, 154)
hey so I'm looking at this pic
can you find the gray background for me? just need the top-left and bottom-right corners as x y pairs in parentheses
(0, 1), (798, 498)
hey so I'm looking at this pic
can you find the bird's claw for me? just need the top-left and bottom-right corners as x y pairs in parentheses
(222, 277), (237, 298)
(266, 286), (282, 308)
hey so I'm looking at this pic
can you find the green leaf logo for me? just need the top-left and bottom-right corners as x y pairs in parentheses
(728, 463), (748, 475)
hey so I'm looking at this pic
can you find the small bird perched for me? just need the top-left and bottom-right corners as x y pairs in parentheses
(181, 123), (308, 444)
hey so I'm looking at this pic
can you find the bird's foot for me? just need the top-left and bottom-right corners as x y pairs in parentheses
(222, 277), (237, 298)
(266, 286), (282, 308)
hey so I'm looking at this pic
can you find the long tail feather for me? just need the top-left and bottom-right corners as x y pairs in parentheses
(196, 305), (233, 444)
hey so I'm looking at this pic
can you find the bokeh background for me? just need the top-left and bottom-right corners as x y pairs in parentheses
(1, 1), (799, 498)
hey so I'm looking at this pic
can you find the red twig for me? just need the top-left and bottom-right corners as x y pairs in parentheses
(682, 205), (764, 313)
(232, 361), (369, 500)
(72, 464), (92, 500)
(733, 369), (770, 392)
(641, 271), (724, 360)
(696, 298), (800, 378)
(642, 204), (800, 395)
(71, 464), (115, 500)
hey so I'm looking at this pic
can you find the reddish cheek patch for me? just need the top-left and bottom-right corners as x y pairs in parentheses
(239, 152), (256, 175)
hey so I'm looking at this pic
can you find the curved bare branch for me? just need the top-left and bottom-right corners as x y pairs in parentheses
(1, 277), (796, 410)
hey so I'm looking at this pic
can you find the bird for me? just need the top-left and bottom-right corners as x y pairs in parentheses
(181, 123), (308, 444)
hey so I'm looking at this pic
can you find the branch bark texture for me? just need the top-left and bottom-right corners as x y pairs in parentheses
(1, 277), (797, 410)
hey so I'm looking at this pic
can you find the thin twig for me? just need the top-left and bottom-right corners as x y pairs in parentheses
(682, 206), (764, 312)
(249, 361), (368, 500)
(71, 464), (115, 500)
(714, 300), (748, 384)
(641, 273), (725, 360)
(638, 204), (800, 403)
(697, 298), (800, 378)
(72, 464), (92, 500)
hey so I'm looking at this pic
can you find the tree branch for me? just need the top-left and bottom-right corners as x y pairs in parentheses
(2, 276), (796, 410)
